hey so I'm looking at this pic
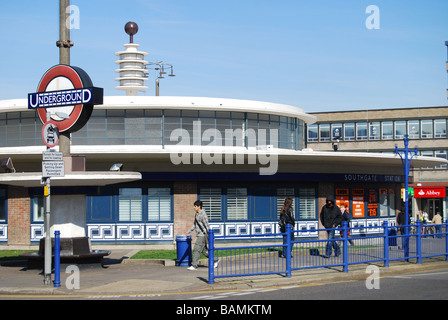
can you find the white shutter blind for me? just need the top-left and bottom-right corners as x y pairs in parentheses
(119, 188), (142, 221)
(227, 188), (247, 220)
(200, 188), (222, 221)
(299, 188), (315, 220)
(148, 188), (171, 221)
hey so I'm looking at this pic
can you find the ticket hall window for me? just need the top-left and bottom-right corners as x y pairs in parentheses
(119, 188), (142, 222)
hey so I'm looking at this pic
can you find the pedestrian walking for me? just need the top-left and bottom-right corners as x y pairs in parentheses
(320, 195), (342, 257)
(339, 203), (353, 245)
(432, 212), (443, 239)
(186, 200), (219, 270)
(278, 197), (295, 258)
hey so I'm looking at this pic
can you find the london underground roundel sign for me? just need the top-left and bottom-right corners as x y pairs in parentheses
(28, 65), (103, 133)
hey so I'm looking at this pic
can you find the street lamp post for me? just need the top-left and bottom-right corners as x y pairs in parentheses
(395, 134), (418, 259)
(149, 62), (175, 96)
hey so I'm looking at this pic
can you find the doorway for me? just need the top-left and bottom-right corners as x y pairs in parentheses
(422, 199), (442, 220)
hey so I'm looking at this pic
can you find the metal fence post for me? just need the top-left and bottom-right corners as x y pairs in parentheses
(286, 224), (292, 278)
(342, 221), (348, 272)
(383, 221), (389, 267)
(208, 229), (215, 284)
(53, 230), (61, 287)
(416, 220), (422, 264)
(445, 221), (448, 262)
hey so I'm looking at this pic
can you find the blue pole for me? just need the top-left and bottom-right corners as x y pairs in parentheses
(285, 224), (291, 278)
(383, 221), (389, 267)
(342, 221), (348, 272)
(208, 229), (215, 284)
(53, 230), (61, 288)
(395, 135), (417, 262)
(445, 221), (448, 262)
(416, 220), (422, 264)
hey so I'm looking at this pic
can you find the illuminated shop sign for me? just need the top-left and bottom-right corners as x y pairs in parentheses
(414, 187), (446, 198)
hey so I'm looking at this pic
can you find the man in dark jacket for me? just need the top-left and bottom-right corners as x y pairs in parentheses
(320, 195), (342, 257)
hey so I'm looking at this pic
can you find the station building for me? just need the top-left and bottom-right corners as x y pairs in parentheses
(0, 36), (445, 247)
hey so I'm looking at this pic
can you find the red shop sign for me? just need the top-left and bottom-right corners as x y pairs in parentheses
(414, 187), (446, 198)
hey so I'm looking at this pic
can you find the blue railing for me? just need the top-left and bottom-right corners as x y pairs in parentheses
(207, 220), (448, 284)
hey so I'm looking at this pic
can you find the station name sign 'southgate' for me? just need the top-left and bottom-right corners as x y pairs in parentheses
(28, 64), (103, 134)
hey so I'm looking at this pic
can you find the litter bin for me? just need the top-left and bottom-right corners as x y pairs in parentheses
(388, 228), (397, 246)
(176, 235), (192, 267)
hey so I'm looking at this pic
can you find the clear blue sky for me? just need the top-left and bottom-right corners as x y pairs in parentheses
(0, 0), (447, 112)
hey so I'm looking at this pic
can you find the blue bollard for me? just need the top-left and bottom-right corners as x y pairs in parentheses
(176, 235), (192, 267)
(53, 230), (61, 287)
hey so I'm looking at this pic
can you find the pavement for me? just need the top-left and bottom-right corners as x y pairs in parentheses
(1, 249), (448, 298)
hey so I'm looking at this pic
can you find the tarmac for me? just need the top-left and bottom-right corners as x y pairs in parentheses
(1, 248), (448, 298)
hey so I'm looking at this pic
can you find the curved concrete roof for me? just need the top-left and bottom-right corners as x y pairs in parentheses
(0, 96), (317, 124)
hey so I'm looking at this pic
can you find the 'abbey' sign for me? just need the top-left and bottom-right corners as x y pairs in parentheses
(28, 65), (103, 133)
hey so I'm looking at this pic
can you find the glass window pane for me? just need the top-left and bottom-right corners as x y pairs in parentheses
(32, 196), (44, 222)
(434, 119), (447, 138)
(299, 188), (315, 220)
(0, 189), (6, 222)
(227, 188), (247, 220)
(119, 188), (142, 221)
(382, 121), (393, 140)
(369, 122), (381, 140)
(420, 120), (433, 139)
(308, 124), (318, 142)
(344, 123), (355, 141)
(200, 188), (222, 221)
(395, 121), (406, 139)
(331, 123), (342, 140)
(319, 124), (330, 142)
(408, 120), (420, 139)
(148, 188), (171, 221)
(356, 123), (367, 140)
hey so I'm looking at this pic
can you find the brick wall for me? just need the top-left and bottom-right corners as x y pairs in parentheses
(173, 181), (198, 238)
(7, 186), (30, 245)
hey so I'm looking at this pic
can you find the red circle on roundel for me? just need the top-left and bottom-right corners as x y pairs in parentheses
(36, 65), (88, 133)
(42, 122), (60, 148)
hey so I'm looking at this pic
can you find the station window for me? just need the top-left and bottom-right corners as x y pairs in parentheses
(227, 188), (248, 220)
(148, 188), (171, 221)
(31, 196), (44, 222)
(0, 189), (6, 222)
(118, 188), (142, 221)
(299, 188), (316, 220)
(200, 188), (222, 221)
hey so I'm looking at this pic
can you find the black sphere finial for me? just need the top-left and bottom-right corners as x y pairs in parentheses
(124, 21), (139, 43)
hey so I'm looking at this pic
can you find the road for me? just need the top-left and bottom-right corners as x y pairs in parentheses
(2, 268), (447, 301)
(185, 269), (448, 301)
